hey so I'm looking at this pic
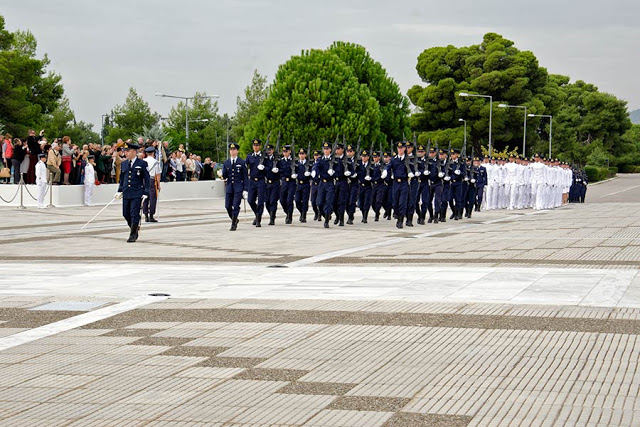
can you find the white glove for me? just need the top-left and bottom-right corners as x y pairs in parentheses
(344, 170), (351, 177)
(455, 170), (461, 175)
(438, 172), (444, 178)
(242, 191), (248, 199)
(216, 169), (223, 178)
(381, 170), (388, 179)
(408, 172), (415, 179)
(114, 192), (123, 200)
(142, 195), (148, 201)
(272, 167), (279, 173)
(257, 164), (265, 170)
(328, 169), (335, 176)
(471, 179), (476, 184)
(311, 170), (316, 178)
(364, 175), (372, 181)
(444, 176), (451, 181)
(415, 171), (421, 176)
(464, 177), (469, 181)
(352, 173), (357, 178)
(291, 173), (298, 179)
(304, 171), (311, 177)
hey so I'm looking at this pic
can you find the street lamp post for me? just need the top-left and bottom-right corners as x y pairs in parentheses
(101, 113), (123, 148)
(155, 93), (219, 152)
(498, 104), (527, 156)
(458, 118), (467, 148)
(528, 114), (553, 158)
(459, 92), (493, 156)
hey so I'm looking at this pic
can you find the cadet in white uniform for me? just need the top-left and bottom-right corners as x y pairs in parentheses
(35, 153), (47, 208)
(84, 155), (96, 206)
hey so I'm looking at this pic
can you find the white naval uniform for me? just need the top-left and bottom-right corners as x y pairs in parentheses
(530, 161), (546, 210)
(35, 160), (47, 208)
(504, 161), (518, 210)
(84, 163), (95, 206)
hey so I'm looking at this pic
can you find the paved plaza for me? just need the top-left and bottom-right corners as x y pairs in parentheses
(0, 175), (639, 425)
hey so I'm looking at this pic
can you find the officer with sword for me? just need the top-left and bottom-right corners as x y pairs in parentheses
(114, 142), (150, 243)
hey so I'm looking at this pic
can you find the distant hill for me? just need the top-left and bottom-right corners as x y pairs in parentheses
(631, 109), (640, 124)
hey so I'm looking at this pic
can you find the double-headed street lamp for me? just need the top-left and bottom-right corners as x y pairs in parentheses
(498, 104), (528, 156)
(459, 92), (493, 156)
(155, 93), (220, 152)
(528, 114), (553, 158)
(458, 118), (467, 148)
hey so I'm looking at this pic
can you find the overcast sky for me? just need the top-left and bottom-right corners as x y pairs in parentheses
(3, 0), (639, 130)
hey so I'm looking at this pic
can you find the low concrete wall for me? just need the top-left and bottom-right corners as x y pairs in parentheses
(0, 180), (225, 208)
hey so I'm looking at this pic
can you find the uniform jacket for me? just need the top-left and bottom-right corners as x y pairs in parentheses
(118, 158), (150, 199)
(246, 151), (266, 180)
(35, 161), (47, 185)
(222, 157), (248, 193)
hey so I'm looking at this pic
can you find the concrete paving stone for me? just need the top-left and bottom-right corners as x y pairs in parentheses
(5, 402), (100, 420)
(175, 367), (245, 379)
(19, 374), (99, 388)
(137, 355), (207, 367)
(79, 403), (177, 422)
(158, 405), (250, 423)
(304, 409), (394, 426)
(125, 389), (202, 405)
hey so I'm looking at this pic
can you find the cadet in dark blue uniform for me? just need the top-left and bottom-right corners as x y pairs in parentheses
(439, 149), (451, 223)
(419, 147), (435, 224)
(221, 143), (248, 231)
(382, 142), (414, 229)
(448, 148), (466, 220)
(357, 149), (373, 223)
(346, 145), (359, 225)
(310, 150), (321, 220)
(278, 145), (296, 224)
(475, 157), (487, 211)
(115, 142), (150, 243)
(370, 151), (385, 222)
(332, 143), (349, 226)
(264, 145), (280, 225)
(382, 151), (393, 220)
(245, 139), (266, 227)
(464, 156), (480, 218)
(416, 145), (430, 225)
(294, 148), (312, 223)
(405, 142), (420, 227)
(312, 142), (336, 228)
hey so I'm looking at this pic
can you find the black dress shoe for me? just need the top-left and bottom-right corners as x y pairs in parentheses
(324, 218), (330, 228)
(144, 215), (149, 223)
(149, 216), (158, 223)
(374, 212), (380, 222)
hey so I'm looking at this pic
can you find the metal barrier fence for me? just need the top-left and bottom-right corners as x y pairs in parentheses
(0, 173), (52, 209)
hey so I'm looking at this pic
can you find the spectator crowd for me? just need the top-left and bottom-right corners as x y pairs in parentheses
(1, 131), (220, 185)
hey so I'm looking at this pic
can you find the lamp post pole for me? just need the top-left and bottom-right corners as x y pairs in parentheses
(498, 104), (527, 155)
(101, 113), (123, 148)
(459, 92), (493, 156)
(528, 114), (553, 158)
(458, 118), (467, 147)
(155, 93), (220, 153)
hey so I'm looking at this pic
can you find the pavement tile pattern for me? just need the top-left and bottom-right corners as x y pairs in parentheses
(1, 298), (640, 426)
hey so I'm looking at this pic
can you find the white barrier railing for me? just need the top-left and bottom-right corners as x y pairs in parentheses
(0, 179), (225, 208)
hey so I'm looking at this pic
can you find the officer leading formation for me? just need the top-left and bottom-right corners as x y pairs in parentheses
(220, 138), (588, 231)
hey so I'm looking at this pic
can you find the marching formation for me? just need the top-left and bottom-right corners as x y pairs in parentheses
(219, 137), (589, 231)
